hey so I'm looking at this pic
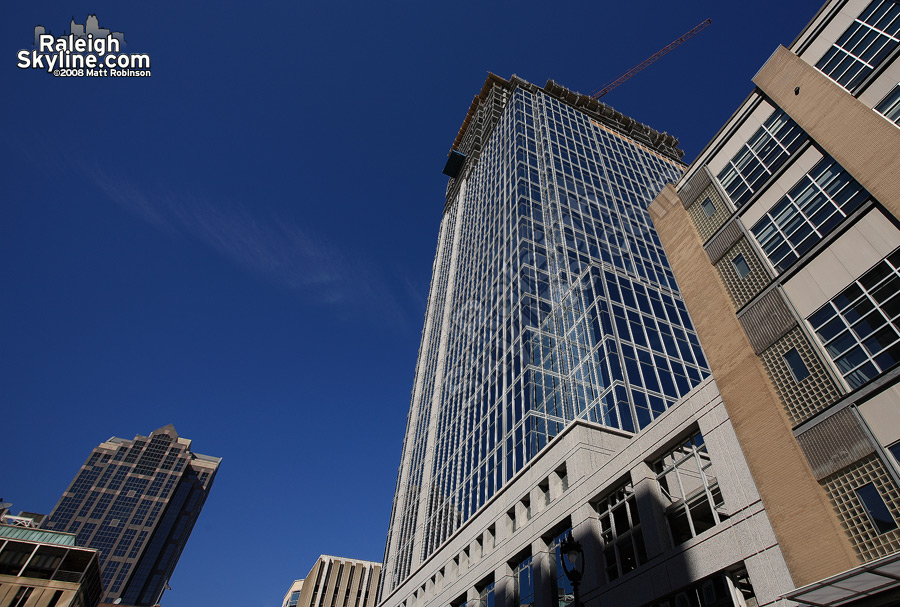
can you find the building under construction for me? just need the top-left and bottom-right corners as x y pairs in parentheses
(377, 0), (900, 606)
(377, 66), (791, 607)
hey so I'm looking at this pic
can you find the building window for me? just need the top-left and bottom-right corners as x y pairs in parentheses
(856, 482), (898, 534)
(731, 253), (751, 279)
(645, 572), (756, 607)
(700, 197), (717, 218)
(888, 441), (900, 466)
(513, 556), (534, 607)
(751, 156), (870, 273)
(479, 581), (495, 607)
(876, 83), (900, 125)
(783, 348), (811, 382)
(10, 587), (34, 607)
(808, 248), (900, 388)
(653, 432), (728, 544)
(288, 590), (301, 607)
(47, 590), (64, 607)
(0, 541), (35, 576)
(549, 530), (575, 607)
(816, 0), (900, 92)
(717, 109), (807, 208)
(596, 481), (647, 581)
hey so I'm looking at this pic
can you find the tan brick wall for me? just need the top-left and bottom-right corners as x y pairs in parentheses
(649, 184), (858, 586)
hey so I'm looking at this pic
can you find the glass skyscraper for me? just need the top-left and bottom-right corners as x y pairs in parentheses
(381, 74), (709, 595)
(44, 424), (220, 605)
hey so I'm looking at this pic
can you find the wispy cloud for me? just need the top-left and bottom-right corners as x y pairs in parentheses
(88, 168), (414, 329)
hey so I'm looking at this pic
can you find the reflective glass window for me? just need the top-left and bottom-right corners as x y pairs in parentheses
(816, 0), (900, 91)
(717, 110), (806, 208)
(732, 253), (751, 279)
(596, 481), (647, 581)
(876, 83), (900, 125)
(856, 482), (898, 533)
(514, 556), (534, 607)
(751, 156), (870, 273)
(549, 530), (575, 606)
(654, 432), (727, 544)
(808, 248), (900, 388)
(783, 348), (811, 382)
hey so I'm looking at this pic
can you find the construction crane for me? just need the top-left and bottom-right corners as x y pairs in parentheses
(591, 18), (711, 99)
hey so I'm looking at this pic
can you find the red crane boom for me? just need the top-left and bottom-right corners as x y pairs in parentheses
(591, 18), (711, 99)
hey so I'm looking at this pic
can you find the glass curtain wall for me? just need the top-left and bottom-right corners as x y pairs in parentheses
(382, 82), (710, 594)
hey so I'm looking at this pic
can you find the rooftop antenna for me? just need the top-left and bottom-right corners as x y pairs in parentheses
(591, 18), (711, 99)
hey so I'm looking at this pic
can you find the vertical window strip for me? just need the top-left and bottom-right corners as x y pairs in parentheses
(717, 110), (807, 208)
(549, 530), (575, 606)
(596, 481), (647, 581)
(653, 431), (727, 544)
(816, 0), (900, 91)
(808, 248), (900, 388)
(750, 156), (870, 273)
(875, 83), (900, 124)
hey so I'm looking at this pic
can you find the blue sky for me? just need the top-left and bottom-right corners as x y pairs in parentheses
(2, 1), (822, 606)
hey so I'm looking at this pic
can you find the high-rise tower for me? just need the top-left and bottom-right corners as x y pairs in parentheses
(381, 74), (714, 596)
(45, 425), (220, 605)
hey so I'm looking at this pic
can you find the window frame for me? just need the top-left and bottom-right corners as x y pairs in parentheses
(808, 248), (900, 388)
(653, 431), (728, 545)
(594, 480), (647, 582)
(783, 348), (811, 383)
(856, 482), (898, 534)
(731, 253), (751, 279)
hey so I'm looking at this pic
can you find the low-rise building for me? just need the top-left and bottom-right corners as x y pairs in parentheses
(284, 556), (379, 607)
(0, 522), (103, 607)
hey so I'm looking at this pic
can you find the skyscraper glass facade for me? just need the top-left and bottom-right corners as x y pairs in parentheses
(45, 425), (220, 605)
(381, 76), (709, 594)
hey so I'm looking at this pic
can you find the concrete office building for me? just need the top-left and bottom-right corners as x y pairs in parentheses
(378, 73), (798, 607)
(44, 425), (221, 606)
(0, 522), (103, 607)
(283, 556), (380, 607)
(283, 579), (305, 607)
(649, 0), (900, 604)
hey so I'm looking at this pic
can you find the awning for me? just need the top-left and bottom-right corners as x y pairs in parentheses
(785, 551), (900, 606)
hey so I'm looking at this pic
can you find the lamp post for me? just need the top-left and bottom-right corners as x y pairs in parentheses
(560, 532), (585, 607)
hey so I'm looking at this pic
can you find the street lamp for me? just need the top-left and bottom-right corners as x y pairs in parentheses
(560, 532), (585, 607)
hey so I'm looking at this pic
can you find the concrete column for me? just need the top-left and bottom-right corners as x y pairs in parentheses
(515, 497), (530, 526)
(485, 525), (497, 553)
(496, 509), (516, 545)
(494, 562), (515, 607)
(630, 462), (671, 557)
(549, 466), (566, 501)
(570, 502), (604, 600)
